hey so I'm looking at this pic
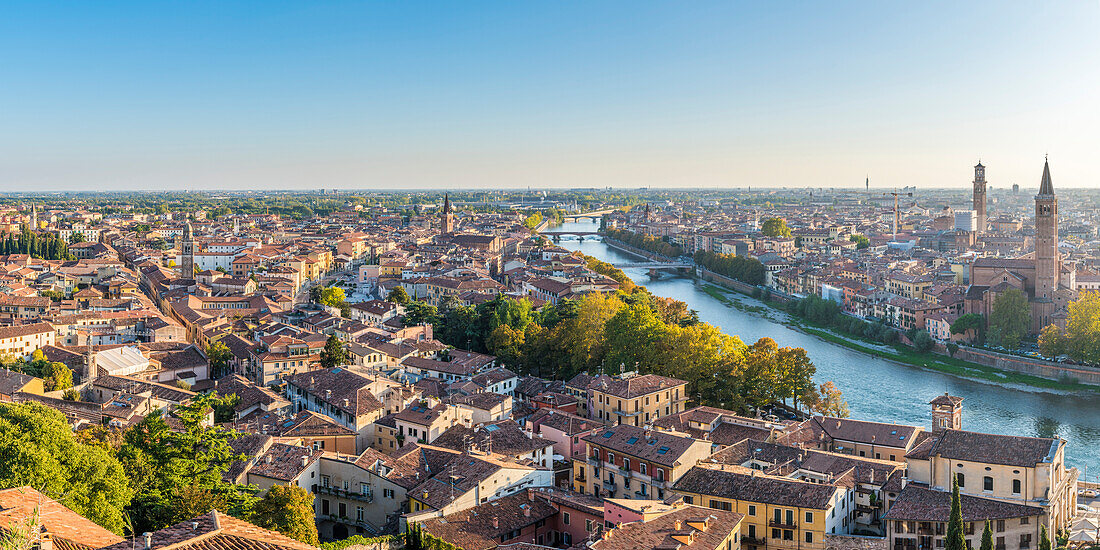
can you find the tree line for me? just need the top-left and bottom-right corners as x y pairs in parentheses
(395, 291), (847, 417)
(693, 250), (766, 286)
(0, 227), (75, 260)
(603, 228), (683, 258)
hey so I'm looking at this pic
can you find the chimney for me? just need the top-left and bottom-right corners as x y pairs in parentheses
(325, 389), (332, 399)
(523, 505), (531, 518)
(301, 455), (309, 467)
(142, 532), (153, 550)
(492, 517), (499, 529)
(528, 488), (535, 501)
(191, 522), (199, 531)
(38, 529), (53, 550)
(901, 476), (908, 489)
(266, 454), (273, 464)
(674, 520), (683, 530)
(343, 398), (350, 408)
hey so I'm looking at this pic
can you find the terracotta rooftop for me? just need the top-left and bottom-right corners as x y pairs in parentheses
(100, 510), (318, 550)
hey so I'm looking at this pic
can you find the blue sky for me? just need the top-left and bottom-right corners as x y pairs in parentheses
(1, 1), (1098, 191)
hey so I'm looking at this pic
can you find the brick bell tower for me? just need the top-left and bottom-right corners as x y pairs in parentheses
(972, 161), (987, 234)
(1035, 157), (1058, 302)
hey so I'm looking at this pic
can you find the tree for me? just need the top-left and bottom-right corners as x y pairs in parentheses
(403, 300), (440, 327)
(308, 286), (324, 304)
(950, 313), (985, 343)
(989, 288), (1030, 349)
(320, 334), (348, 369)
(1039, 525), (1051, 550)
(761, 217), (792, 238)
(913, 330), (934, 353)
(206, 341), (233, 379)
(387, 286), (410, 305)
(250, 485), (319, 545)
(849, 234), (870, 249)
(946, 475), (965, 550)
(1061, 291), (1100, 363)
(1038, 324), (1065, 358)
(0, 402), (131, 534)
(319, 286), (346, 309)
(118, 393), (256, 533)
(980, 520), (993, 550)
(814, 381), (849, 418)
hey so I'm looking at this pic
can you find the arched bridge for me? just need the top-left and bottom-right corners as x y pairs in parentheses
(614, 261), (693, 269)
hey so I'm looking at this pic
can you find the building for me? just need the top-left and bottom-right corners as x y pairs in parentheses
(588, 373), (689, 427)
(591, 504), (744, 550)
(0, 322), (56, 359)
(440, 193), (455, 235)
(575, 424), (712, 500)
(973, 162), (987, 234)
(885, 485), (1044, 550)
(673, 465), (851, 550)
(101, 510), (317, 550)
(179, 221), (195, 277)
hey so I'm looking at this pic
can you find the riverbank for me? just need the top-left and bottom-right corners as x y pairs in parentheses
(700, 279), (1100, 393)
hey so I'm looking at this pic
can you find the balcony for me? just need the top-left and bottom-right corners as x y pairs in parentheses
(574, 472), (587, 483)
(587, 456), (601, 466)
(769, 520), (798, 530)
(612, 409), (642, 418)
(742, 536), (767, 546)
(602, 479), (617, 492)
(634, 490), (649, 498)
(316, 485), (374, 503)
(619, 466), (633, 478)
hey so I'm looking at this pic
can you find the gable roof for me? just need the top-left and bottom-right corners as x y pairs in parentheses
(100, 510), (317, 550)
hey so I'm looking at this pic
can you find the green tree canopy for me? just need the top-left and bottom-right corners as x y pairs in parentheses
(320, 334), (348, 369)
(250, 485), (319, 545)
(0, 402), (131, 534)
(206, 341), (233, 379)
(387, 286), (410, 305)
(989, 288), (1030, 349)
(761, 217), (792, 238)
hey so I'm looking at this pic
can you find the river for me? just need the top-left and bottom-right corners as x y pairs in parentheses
(553, 218), (1100, 475)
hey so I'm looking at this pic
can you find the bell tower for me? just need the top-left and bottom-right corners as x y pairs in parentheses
(930, 393), (962, 433)
(1035, 157), (1058, 301)
(972, 162), (987, 234)
(440, 193), (455, 235)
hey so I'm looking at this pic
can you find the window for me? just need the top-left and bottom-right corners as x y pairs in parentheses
(783, 530), (793, 541)
(1013, 479), (1021, 494)
(748, 525), (756, 538)
(338, 503), (346, 517)
(748, 505), (757, 516)
(623, 458), (630, 470)
(709, 500), (732, 511)
(322, 499), (330, 515)
(563, 512), (570, 525)
(786, 510), (794, 526)
(806, 512), (813, 523)
(683, 496), (693, 504)
(1020, 517), (1029, 525)
(996, 520), (1005, 533)
(957, 473), (965, 487)
(322, 475), (330, 488)
(356, 507), (363, 522)
(983, 477), (994, 491)
(772, 529), (781, 540)
(640, 464), (647, 476)
(806, 532), (814, 544)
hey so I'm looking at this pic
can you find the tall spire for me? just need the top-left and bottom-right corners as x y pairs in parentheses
(1038, 156), (1054, 195)
(443, 193), (451, 213)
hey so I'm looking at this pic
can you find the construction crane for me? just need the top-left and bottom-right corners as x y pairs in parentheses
(885, 189), (913, 241)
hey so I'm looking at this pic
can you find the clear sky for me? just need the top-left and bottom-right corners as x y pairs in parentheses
(1, 1), (1098, 191)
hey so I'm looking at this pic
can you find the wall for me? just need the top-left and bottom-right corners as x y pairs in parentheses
(951, 346), (1100, 386)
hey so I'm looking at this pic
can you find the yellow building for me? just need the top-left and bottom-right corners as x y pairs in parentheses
(672, 465), (852, 550)
(589, 373), (688, 427)
(574, 424), (712, 501)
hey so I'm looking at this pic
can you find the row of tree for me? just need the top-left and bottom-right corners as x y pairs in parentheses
(0, 349), (74, 392)
(602, 228), (683, 258)
(694, 250), (766, 286)
(401, 291), (846, 417)
(0, 227), (76, 260)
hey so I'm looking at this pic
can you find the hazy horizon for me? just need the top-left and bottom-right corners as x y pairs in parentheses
(2, 1), (1098, 191)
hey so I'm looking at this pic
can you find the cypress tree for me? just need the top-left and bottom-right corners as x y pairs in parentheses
(980, 520), (993, 550)
(946, 474), (966, 550)
(1039, 525), (1051, 550)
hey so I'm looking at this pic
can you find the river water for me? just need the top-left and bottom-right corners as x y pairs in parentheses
(554, 219), (1100, 474)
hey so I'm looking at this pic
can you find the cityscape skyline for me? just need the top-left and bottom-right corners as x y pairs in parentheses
(2, 1), (1099, 190)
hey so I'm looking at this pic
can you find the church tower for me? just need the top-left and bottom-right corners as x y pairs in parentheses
(1035, 157), (1059, 300)
(440, 194), (454, 235)
(180, 221), (196, 278)
(972, 162), (987, 233)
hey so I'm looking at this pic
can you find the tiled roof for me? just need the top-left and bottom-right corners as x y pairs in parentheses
(0, 486), (123, 550)
(906, 429), (1059, 468)
(592, 505), (742, 550)
(812, 416), (920, 449)
(582, 424), (700, 467)
(418, 491), (557, 550)
(672, 465), (840, 510)
(589, 373), (686, 399)
(883, 485), (1043, 521)
(431, 420), (552, 458)
(100, 510), (318, 550)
